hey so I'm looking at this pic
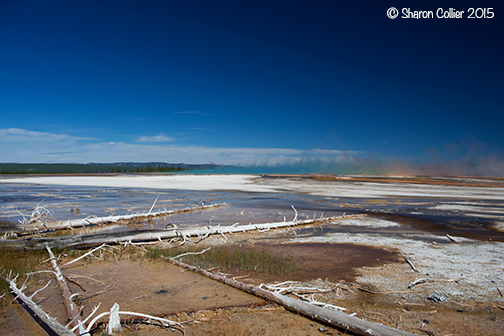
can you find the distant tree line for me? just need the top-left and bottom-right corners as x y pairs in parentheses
(0, 163), (188, 174)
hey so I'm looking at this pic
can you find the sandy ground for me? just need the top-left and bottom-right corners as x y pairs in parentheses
(1, 174), (504, 335)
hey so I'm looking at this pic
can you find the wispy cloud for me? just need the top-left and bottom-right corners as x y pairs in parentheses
(135, 134), (174, 143)
(0, 128), (90, 142)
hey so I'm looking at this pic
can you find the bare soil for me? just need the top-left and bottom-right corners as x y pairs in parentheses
(2, 227), (503, 335)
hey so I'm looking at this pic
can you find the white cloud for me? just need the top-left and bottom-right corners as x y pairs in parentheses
(136, 134), (174, 143)
(0, 128), (89, 142)
(0, 128), (356, 165)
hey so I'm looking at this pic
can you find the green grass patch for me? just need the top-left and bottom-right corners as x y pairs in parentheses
(0, 249), (47, 295)
(147, 246), (300, 276)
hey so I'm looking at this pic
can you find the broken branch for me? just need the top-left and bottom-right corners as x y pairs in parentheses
(408, 278), (435, 290)
(404, 257), (419, 272)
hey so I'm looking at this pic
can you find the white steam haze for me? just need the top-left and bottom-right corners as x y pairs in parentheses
(1, 128), (503, 177)
(385, 155), (504, 178)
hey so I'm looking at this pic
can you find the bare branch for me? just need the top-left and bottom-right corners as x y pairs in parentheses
(404, 257), (419, 272)
(29, 280), (51, 300)
(148, 195), (160, 215)
(84, 303), (184, 335)
(60, 243), (107, 268)
(172, 247), (211, 259)
(408, 278), (435, 290)
(70, 303), (101, 332)
(291, 205), (298, 222)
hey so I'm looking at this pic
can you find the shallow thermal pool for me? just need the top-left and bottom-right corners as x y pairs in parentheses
(1, 177), (503, 241)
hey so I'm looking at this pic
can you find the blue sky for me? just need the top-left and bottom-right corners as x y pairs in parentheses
(1, 1), (503, 175)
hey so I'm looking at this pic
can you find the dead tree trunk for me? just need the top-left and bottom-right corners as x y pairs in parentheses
(168, 258), (418, 336)
(4, 275), (74, 336)
(45, 244), (85, 335)
(2, 214), (360, 250)
(21, 202), (228, 232)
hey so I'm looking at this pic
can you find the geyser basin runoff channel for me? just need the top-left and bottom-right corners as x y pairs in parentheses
(1, 174), (503, 240)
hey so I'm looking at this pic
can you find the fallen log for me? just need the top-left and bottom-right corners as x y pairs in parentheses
(1, 214), (354, 251)
(45, 244), (85, 335)
(3, 274), (74, 336)
(168, 258), (418, 336)
(19, 202), (228, 233)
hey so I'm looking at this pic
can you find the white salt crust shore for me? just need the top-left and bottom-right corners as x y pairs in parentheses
(2, 174), (504, 199)
(0, 174), (273, 193)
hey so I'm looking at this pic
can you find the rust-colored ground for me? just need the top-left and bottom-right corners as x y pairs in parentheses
(221, 242), (399, 284)
(263, 174), (504, 188)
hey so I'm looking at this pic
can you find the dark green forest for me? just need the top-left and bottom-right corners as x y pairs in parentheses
(0, 163), (188, 174)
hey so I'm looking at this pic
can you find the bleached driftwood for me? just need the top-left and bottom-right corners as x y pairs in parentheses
(3, 273), (74, 336)
(60, 243), (110, 269)
(445, 234), (458, 243)
(108, 302), (122, 334)
(259, 281), (345, 311)
(168, 258), (418, 336)
(45, 244), (86, 335)
(84, 302), (184, 335)
(259, 281), (334, 296)
(19, 202), (228, 232)
(291, 292), (347, 312)
(0, 231), (17, 240)
(1, 213), (354, 251)
(171, 247), (212, 259)
(404, 257), (419, 272)
(70, 303), (102, 333)
(408, 278), (435, 290)
(17, 202), (54, 230)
